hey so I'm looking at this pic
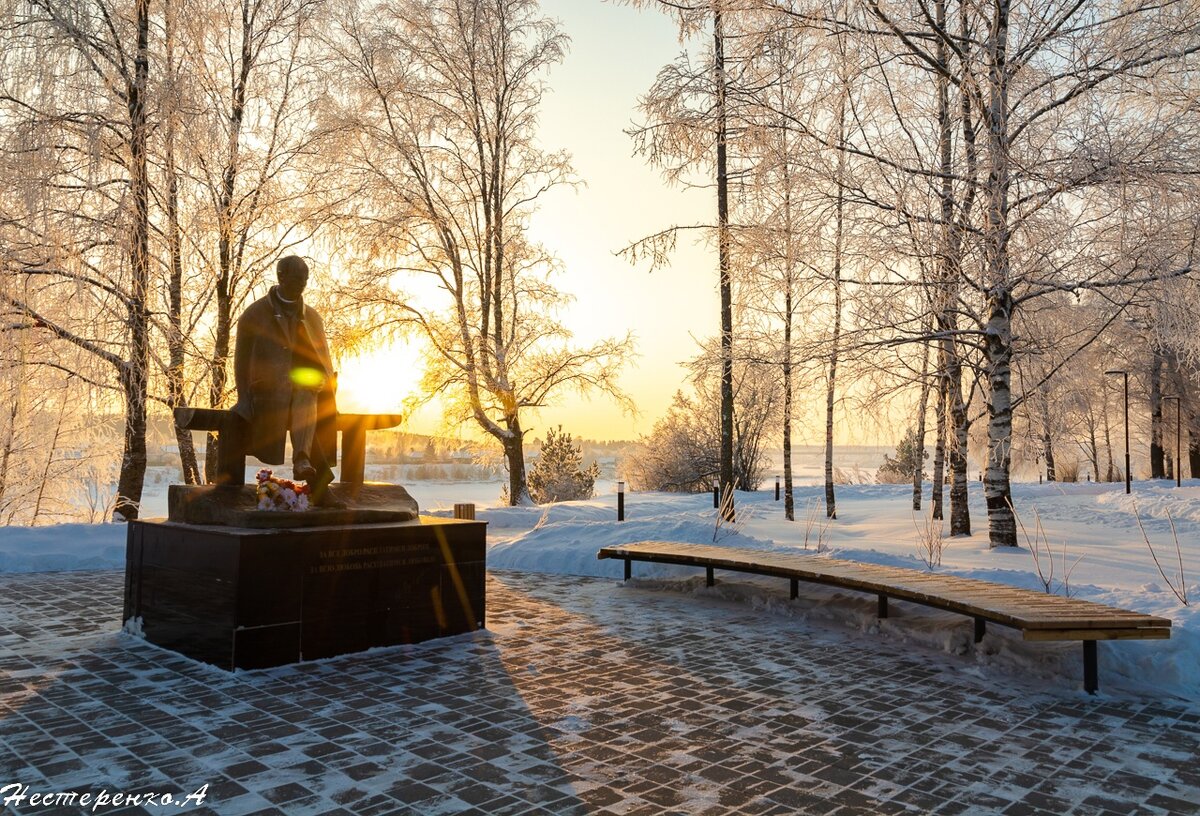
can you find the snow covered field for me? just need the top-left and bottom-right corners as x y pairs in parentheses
(1, 473), (1196, 700)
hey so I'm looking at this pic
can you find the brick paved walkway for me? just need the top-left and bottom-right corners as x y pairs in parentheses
(0, 569), (1197, 816)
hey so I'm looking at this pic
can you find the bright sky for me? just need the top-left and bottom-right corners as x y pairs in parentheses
(340, 0), (718, 442)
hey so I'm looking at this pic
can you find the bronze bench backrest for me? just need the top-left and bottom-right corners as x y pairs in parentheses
(174, 407), (403, 485)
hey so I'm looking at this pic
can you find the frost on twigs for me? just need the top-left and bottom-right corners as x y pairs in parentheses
(1133, 503), (1190, 606)
(1011, 502), (1081, 596)
(912, 510), (946, 570)
(712, 484), (745, 544)
(802, 499), (831, 553)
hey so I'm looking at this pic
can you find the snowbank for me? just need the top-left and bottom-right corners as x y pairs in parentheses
(0, 523), (126, 572)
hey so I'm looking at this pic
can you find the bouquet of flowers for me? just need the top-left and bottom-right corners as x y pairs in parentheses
(255, 468), (311, 512)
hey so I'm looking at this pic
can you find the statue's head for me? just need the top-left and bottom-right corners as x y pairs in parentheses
(277, 255), (309, 301)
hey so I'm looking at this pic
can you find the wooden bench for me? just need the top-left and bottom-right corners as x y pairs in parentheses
(174, 407), (402, 486)
(597, 542), (1172, 693)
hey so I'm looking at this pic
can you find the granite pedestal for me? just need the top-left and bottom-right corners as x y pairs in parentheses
(123, 516), (487, 670)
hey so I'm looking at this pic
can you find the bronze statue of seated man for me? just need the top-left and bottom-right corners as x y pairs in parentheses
(231, 255), (345, 508)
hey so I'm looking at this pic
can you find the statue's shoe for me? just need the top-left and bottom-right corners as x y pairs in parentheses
(293, 458), (318, 482)
(313, 493), (348, 510)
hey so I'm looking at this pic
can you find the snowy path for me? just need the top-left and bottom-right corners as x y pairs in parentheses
(1, 570), (1198, 815)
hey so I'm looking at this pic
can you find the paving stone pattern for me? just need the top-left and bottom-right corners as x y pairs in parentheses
(0, 569), (1197, 815)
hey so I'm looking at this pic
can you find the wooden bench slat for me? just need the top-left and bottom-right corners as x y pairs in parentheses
(598, 541), (1173, 693)
(1023, 628), (1173, 641)
(598, 543), (1170, 631)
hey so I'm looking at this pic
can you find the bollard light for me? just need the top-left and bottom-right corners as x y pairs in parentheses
(617, 480), (626, 521)
(713, 478), (720, 509)
(775, 475), (780, 501)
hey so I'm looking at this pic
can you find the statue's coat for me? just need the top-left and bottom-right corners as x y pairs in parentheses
(232, 291), (338, 469)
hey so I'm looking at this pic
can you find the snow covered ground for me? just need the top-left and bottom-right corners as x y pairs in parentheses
(1, 473), (1196, 700)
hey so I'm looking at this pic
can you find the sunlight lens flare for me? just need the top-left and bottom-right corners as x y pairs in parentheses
(289, 367), (326, 389)
(336, 341), (425, 414)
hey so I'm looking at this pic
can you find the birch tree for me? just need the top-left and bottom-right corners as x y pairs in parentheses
(776, 0), (1200, 546)
(325, 0), (630, 504)
(621, 0), (748, 520)
(0, 0), (155, 519)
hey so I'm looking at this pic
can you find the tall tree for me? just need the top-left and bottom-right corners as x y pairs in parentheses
(160, 0), (202, 485)
(834, 0), (1200, 546)
(1, 0), (155, 519)
(622, 0), (740, 520)
(714, 8), (736, 520)
(327, 0), (629, 504)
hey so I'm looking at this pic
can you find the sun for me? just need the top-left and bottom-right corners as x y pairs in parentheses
(335, 339), (426, 415)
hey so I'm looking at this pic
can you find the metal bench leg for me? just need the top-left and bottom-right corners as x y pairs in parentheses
(878, 595), (888, 619)
(1083, 641), (1098, 694)
(624, 559), (631, 581)
(706, 566), (714, 587)
(790, 578), (798, 600)
(974, 617), (986, 643)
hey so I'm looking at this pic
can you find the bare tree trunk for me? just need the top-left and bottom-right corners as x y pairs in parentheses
(983, 289), (1016, 547)
(982, 0), (1016, 548)
(781, 245), (795, 522)
(0, 400), (16, 508)
(947, 350), (971, 535)
(914, 341), (931, 511)
(164, 0), (201, 486)
(946, 0), (975, 538)
(779, 68), (795, 523)
(32, 386), (69, 524)
(928, 0), (951, 521)
(114, 0), (152, 521)
(1103, 398), (1115, 481)
(501, 418), (530, 506)
(714, 11), (734, 522)
(1086, 406), (1100, 480)
(206, 1), (256, 483)
(782, 346), (794, 521)
(931, 347), (947, 519)
(1189, 418), (1199, 480)
(1150, 349), (1165, 479)
(1041, 389), (1056, 481)
(0, 340), (25, 509)
(825, 85), (847, 521)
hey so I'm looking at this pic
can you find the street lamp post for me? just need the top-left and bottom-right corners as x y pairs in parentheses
(1105, 370), (1131, 494)
(1164, 396), (1181, 487)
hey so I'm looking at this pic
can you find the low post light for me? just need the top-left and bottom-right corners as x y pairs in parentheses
(617, 480), (626, 521)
